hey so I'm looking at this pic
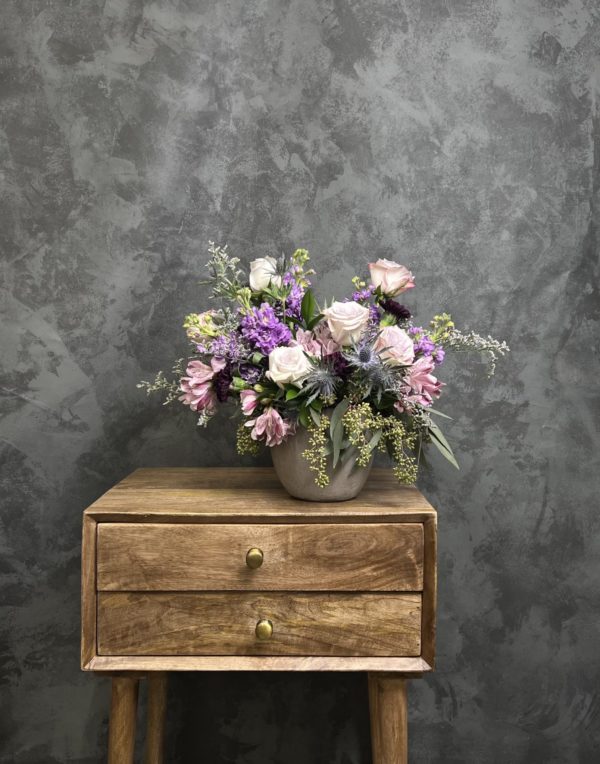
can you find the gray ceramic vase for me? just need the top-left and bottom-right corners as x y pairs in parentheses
(270, 425), (373, 502)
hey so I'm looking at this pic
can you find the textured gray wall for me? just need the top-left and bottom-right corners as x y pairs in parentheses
(1, 1), (599, 762)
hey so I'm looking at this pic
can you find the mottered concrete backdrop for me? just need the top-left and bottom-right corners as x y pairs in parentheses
(1, 1), (599, 762)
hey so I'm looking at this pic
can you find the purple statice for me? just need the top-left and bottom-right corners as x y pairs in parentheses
(241, 303), (292, 354)
(380, 299), (411, 320)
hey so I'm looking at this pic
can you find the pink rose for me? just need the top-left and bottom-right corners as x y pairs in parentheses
(240, 389), (259, 415)
(374, 326), (415, 366)
(369, 259), (415, 296)
(246, 407), (293, 447)
(322, 301), (370, 346)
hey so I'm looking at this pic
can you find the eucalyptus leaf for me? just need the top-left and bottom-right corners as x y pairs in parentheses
(428, 421), (459, 469)
(329, 398), (350, 441)
(429, 409), (453, 420)
(309, 407), (321, 427)
(299, 407), (310, 429)
(331, 420), (343, 468)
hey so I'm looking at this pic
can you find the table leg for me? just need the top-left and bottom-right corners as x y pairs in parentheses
(144, 673), (168, 764)
(368, 673), (408, 764)
(108, 676), (139, 764)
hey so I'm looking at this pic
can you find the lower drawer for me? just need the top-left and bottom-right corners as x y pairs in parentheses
(97, 592), (422, 657)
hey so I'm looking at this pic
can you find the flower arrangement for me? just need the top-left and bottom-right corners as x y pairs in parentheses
(140, 244), (509, 488)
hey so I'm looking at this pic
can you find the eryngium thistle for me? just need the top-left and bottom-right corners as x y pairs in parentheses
(303, 362), (341, 403)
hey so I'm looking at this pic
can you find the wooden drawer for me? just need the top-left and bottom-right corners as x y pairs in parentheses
(97, 523), (424, 592)
(97, 592), (422, 657)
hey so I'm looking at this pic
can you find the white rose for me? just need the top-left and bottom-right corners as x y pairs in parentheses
(267, 345), (312, 388)
(374, 325), (415, 366)
(249, 257), (282, 291)
(321, 301), (370, 346)
(369, 259), (415, 296)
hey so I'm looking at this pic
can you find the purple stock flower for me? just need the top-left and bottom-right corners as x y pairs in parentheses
(369, 304), (381, 324)
(241, 303), (292, 354)
(239, 363), (262, 384)
(285, 282), (304, 318)
(433, 346), (445, 365)
(352, 285), (376, 302)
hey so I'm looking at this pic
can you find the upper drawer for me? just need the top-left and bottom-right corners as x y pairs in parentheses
(97, 522), (424, 592)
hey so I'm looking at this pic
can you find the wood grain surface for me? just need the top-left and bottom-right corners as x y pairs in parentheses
(87, 655), (432, 672)
(97, 522), (424, 592)
(368, 673), (408, 764)
(85, 468), (436, 524)
(98, 592), (422, 657)
(108, 676), (139, 764)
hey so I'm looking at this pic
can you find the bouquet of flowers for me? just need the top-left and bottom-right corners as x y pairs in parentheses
(140, 244), (508, 488)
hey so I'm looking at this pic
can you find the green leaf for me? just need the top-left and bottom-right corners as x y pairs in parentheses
(309, 407), (321, 427)
(331, 419), (343, 468)
(307, 313), (324, 330)
(428, 421), (459, 470)
(299, 407), (310, 429)
(285, 388), (300, 401)
(251, 352), (264, 365)
(301, 290), (317, 326)
(429, 408), (453, 420)
(367, 429), (383, 452)
(329, 398), (350, 441)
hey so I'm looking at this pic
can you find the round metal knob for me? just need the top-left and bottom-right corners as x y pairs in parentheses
(246, 547), (264, 569)
(255, 619), (273, 641)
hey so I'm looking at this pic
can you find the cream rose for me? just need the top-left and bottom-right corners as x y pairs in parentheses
(267, 345), (312, 387)
(321, 301), (370, 346)
(374, 325), (415, 366)
(249, 257), (282, 291)
(369, 259), (415, 296)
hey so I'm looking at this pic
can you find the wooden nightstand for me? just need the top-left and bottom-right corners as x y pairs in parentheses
(81, 467), (437, 763)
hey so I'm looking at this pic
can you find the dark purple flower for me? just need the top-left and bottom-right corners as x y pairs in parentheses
(214, 365), (233, 402)
(331, 352), (350, 378)
(380, 299), (411, 320)
(241, 303), (292, 354)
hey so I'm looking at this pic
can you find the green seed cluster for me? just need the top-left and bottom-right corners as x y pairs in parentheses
(236, 422), (260, 456)
(302, 415), (330, 487)
(342, 404), (418, 485)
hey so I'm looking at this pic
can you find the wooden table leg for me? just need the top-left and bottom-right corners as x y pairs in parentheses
(108, 676), (139, 764)
(368, 673), (408, 764)
(144, 673), (168, 764)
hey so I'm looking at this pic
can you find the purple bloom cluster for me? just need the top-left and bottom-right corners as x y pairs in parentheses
(209, 333), (247, 362)
(214, 365), (233, 402)
(410, 327), (445, 365)
(352, 285), (376, 302)
(285, 281), (304, 319)
(241, 303), (292, 354)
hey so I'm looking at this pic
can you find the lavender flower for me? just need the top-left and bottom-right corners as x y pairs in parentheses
(241, 303), (292, 354)
(239, 363), (262, 384)
(209, 333), (248, 363)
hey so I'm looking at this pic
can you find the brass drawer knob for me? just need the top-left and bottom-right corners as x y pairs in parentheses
(246, 547), (264, 569)
(255, 619), (273, 641)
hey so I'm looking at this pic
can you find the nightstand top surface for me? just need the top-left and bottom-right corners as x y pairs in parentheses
(85, 467), (436, 523)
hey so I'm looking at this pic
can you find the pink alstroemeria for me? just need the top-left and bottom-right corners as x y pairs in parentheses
(313, 322), (340, 356)
(240, 389), (260, 416)
(291, 328), (322, 357)
(246, 407), (292, 447)
(397, 356), (444, 410)
(178, 357), (226, 412)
